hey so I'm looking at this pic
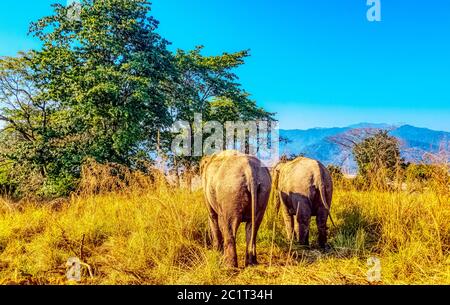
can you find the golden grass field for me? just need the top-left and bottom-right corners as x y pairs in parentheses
(0, 174), (449, 285)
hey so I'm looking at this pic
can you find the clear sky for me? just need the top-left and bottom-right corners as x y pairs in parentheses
(1, 0), (449, 131)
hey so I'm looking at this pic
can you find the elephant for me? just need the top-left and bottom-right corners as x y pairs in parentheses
(200, 150), (272, 268)
(271, 157), (334, 249)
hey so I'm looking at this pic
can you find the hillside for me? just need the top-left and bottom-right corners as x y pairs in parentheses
(280, 124), (449, 173)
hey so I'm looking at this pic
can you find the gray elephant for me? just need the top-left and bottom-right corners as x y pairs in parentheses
(200, 150), (272, 267)
(271, 157), (334, 249)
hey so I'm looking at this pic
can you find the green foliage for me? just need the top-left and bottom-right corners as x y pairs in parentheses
(165, 45), (273, 175)
(405, 163), (450, 195)
(0, 162), (15, 194)
(353, 130), (404, 180)
(327, 164), (344, 181)
(29, 0), (175, 164)
(405, 164), (434, 182)
(0, 0), (272, 198)
(0, 54), (63, 197)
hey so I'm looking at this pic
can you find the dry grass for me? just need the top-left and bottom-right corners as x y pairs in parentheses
(0, 175), (449, 285)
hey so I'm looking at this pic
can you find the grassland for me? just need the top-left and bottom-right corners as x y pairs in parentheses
(0, 177), (449, 285)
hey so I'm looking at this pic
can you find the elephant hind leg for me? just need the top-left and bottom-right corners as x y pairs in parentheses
(281, 205), (295, 241)
(316, 209), (329, 249)
(245, 222), (256, 266)
(220, 216), (240, 268)
(208, 211), (223, 252)
(245, 212), (263, 267)
(297, 204), (312, 246)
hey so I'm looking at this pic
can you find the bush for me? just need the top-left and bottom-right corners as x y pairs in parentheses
(0, 166), (15, 195)
(353, 131), (405, 188)
(327, 164), (344, 181)
(405, 164), (434, 182)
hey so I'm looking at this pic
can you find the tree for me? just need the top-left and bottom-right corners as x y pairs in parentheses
(0, 0), (178, 197)
(353, 130), (404, 180)
(29, 0), (175, 165)
(165, 47), (274, 184)
(0, 53), (67, 196)
(169, 46), (272, 123)
(0, 0), (274, 197)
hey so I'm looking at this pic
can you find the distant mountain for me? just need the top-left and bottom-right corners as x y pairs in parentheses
(280, 124), (449, 173)
(347, 122), (392, 129)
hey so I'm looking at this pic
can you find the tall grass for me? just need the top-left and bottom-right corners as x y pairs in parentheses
(0, 163), (449, 284)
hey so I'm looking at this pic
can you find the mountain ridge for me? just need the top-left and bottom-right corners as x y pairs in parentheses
(279, 123), (449, 173)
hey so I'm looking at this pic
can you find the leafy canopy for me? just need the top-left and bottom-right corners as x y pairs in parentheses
(0, 0), (273, 197)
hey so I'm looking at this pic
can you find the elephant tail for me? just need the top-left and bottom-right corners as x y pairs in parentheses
(318, 179), (336, 228)
(249, 177), (259, 255)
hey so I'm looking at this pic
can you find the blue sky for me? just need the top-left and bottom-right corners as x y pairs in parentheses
(1, 0), (449, 131)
